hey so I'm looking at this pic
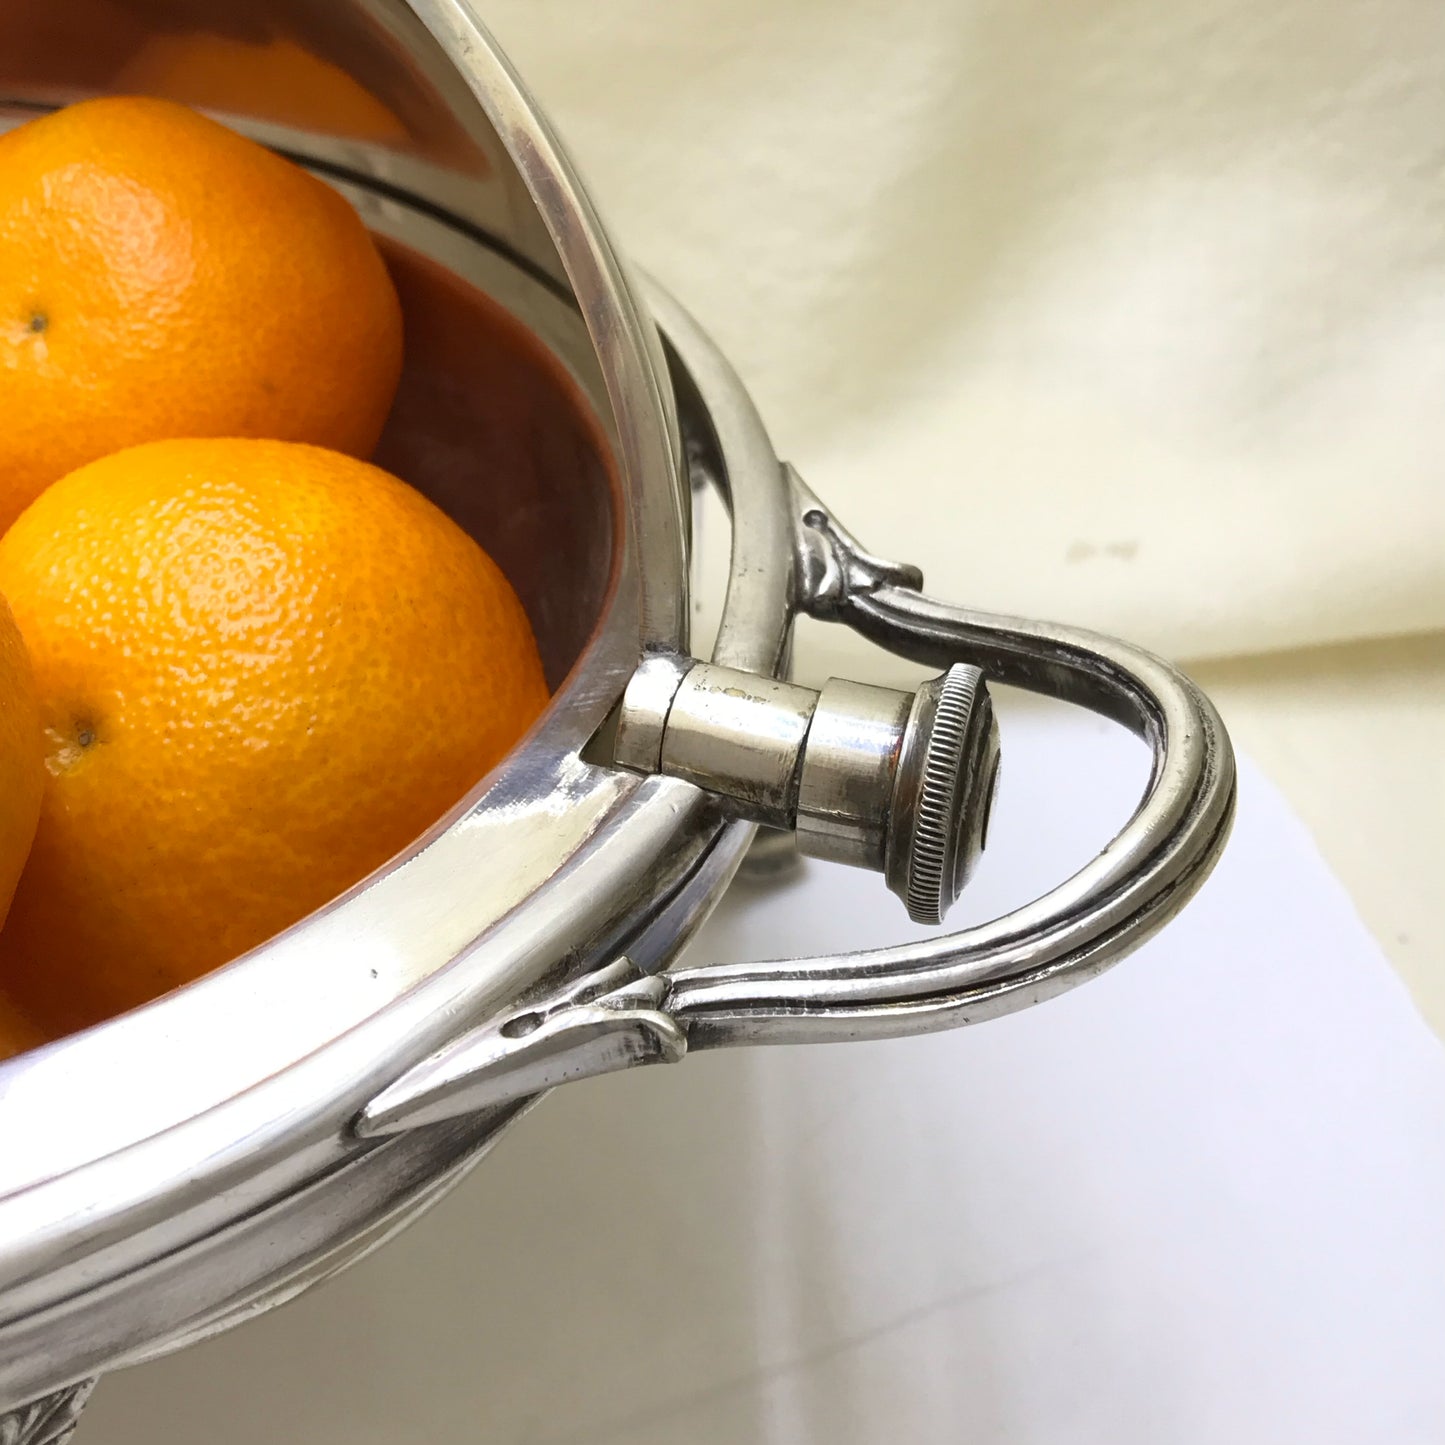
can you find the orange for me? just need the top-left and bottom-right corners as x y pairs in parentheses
(0, 591), (44, 1061)
(0, 95), (403, 533)
(0, 593), (42, 921)
(115, 35), (408, 143)
(0, 439), (549, 1033)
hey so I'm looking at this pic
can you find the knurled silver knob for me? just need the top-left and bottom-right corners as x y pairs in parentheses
(884, 665), (1001, 925)
(615, 656), (1000, 925)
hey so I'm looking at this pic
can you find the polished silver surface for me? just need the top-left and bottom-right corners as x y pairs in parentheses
(613, 653), (694, 773)
(0, 0), (1235, 1430)
(886, 663), (1001, 924)
(619, 654), (999, 911)
(359, 461), (1235, 1128)
(661, 473), (1234, 1050)
(0, 0), (778, 1412)
(358, 957), (684, 1136)
(0, 1381), (94, 1445)
(659, 664), (818, 827)
(796, 678), (913, 871)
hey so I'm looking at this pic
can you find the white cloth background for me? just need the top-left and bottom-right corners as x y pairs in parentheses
(485, 0), (1445, 663)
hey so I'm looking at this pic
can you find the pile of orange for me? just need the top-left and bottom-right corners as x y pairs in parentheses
(0, 97), (549, 1055)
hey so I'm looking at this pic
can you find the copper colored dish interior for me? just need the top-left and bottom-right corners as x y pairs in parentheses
(372, 239), (617, 690)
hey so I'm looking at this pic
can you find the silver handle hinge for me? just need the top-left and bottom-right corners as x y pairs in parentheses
(613, 658), (1000, 928)
(611, 467), (1002, 927)
(354, 958), (685, 1139)
(787, 463), (923, 619)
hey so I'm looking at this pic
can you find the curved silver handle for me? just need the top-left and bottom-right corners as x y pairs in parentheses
(356, 479), (1235, 1138)
(662, 475), (1236, 1048)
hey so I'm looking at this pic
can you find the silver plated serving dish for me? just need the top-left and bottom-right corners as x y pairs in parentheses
(0, 2), (1235, 1437)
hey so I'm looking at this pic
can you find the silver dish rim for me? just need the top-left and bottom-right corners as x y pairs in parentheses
(0, 3), (794, 1401)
